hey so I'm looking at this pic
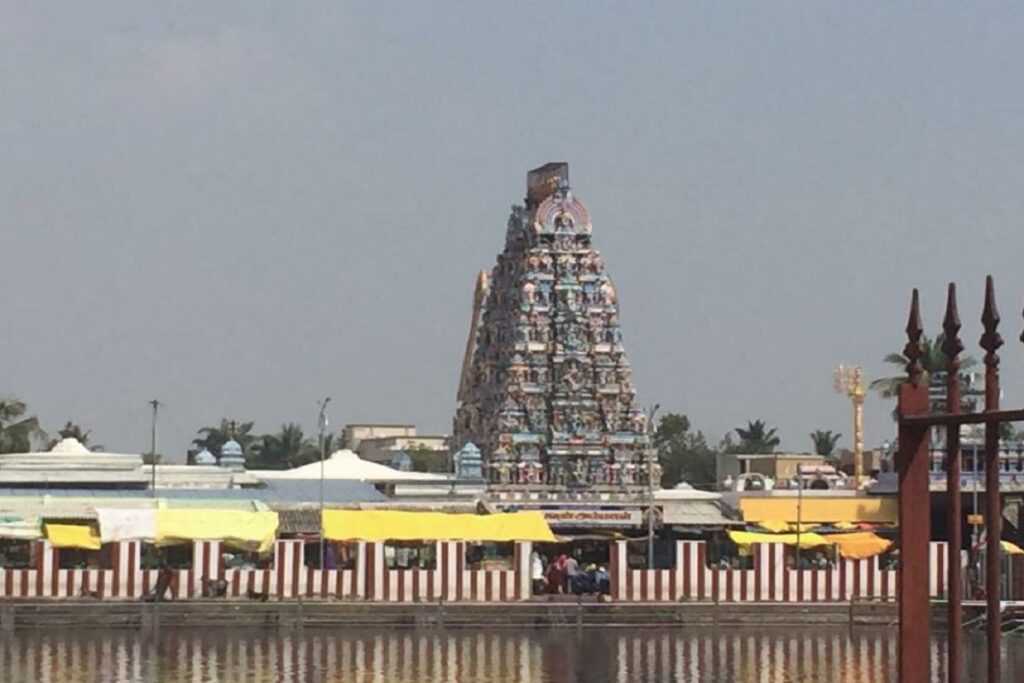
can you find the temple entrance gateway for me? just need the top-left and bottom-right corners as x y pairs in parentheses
(452, 163), (652, 499)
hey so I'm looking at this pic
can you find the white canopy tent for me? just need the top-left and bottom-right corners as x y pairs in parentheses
(252, 449), (450, 484)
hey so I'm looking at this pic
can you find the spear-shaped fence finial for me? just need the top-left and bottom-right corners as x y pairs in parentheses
(980, 275), (1003, 368)
(904, 288), (924, 384)
(942, 282), (964, 373)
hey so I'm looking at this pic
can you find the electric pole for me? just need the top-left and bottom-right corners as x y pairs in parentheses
(149, 399), (160, 497)
(318, 397), (331, 569)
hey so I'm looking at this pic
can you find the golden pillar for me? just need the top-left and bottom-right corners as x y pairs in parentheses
(835, 365), (867, 487)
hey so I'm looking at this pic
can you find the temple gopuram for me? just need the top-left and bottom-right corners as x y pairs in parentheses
(453, 163), (654, 501)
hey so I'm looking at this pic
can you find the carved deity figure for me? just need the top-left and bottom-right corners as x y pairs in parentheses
(572, 458), (587, 485)
(555, 233), (574, 251)
(522, 281), (537, 305)
(599, 281), (616, 306)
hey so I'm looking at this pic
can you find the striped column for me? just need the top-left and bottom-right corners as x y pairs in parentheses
(928, 541), (948, 599)
(515, 541), (531, 601)
(610, 541), (627, 601)
(274, 539), (304, 599)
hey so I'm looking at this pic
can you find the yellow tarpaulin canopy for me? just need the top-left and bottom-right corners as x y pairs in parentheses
(1001, 541), (1024, 556)
(758, 520), (819, 533)
(45, 523), (101, 550)
(740, 497), (897, 524)
(728, 530), (830, 549)
(322, 510), (556, 543)
(155, 510), (278, 553)
(822, 532), (892, 559)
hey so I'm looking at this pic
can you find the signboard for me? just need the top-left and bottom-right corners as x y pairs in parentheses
(967, 514), (984, 526)
(542, 509), (642, 528)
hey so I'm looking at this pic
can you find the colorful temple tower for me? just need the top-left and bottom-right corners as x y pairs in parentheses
(453, 163), (653, 495)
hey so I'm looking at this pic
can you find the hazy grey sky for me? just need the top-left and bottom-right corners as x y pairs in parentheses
(2, 2), (1023, 460)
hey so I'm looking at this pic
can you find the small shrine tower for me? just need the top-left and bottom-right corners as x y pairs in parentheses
(452, 163), (652, 497)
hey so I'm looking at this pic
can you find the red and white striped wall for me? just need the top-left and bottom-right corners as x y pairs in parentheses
(609, 540), (947, 603)
(367, 541), (529, 602)
(0, 539), (530, 602)
(1, 538), (965, 603)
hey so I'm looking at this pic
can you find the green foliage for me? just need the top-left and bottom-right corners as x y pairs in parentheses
(0, 398), (43, 454)
(809, 429), (842, 457)
(405, 443), (448, 473)
(254, 423), (315, 469)
(192, 419), (258, 458)
(654, 413), (717, 490)
(999, 422), (1024, 443)
(734, 419), (781, 454)
(870, 333), (978, 400)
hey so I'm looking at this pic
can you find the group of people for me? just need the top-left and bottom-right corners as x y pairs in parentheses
(530, 550), (610, 597)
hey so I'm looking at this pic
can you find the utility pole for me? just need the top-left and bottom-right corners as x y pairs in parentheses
(317, 397), (331, 570)
(796, 466), (804, 568)
(646, 403), (660, 570)
(149, 399), (160, 497)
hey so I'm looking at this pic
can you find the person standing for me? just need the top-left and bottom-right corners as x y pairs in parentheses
(564, 553), (580, 593)
(546, 554), (567, 594)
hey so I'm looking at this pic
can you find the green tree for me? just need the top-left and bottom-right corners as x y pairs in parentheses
(405, 443), (447, 473)
(734, 420), (781, 454)
(809, 429), (842, 457)
(193, 419), (258, 458)
(255, 423), (323, 469)
(0, 398), (44, 454)
(654, 413), (718, 489)
(870, 333), (978, 401)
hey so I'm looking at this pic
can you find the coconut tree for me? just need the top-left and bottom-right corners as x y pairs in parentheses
(870, 333), (977, 401)
(734, 420), (781, 454)
(0, 398), (44, 454)
(810, 429), (842, 457)
(255, 423), (321, 469)
(192, 419), (257, 457)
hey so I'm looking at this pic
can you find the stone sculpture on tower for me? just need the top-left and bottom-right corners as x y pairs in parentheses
(453, 163), (650, 494)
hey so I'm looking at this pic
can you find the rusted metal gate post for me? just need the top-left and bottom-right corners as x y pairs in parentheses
(941, 284), (963, 683)
(979, 277), (1003, 681)
(897, 290), (932, 683)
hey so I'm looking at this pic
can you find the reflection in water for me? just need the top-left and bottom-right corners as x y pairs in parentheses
(0, 627), (1020, 682)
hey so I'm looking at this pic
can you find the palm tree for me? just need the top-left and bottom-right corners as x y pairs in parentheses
(255, 423), (321, 470)
(0, 398), (44, 454)
(734, 420), (781, 454)
(810, 429), (842, 457)
(870, 333), (978, 400)
(193, 419), (257, 457)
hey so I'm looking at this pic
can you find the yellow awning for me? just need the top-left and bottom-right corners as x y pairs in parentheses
(740, 497), (897, 524)
(1001, 540), (1024, 556)
(322, 510), (556, 543)
(155, 510), (278, 553)
(757, 520), (818, 533)
(728, 530), (830, 549)
(822, 532), (893, 559)
(45, 523), (101, 550)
